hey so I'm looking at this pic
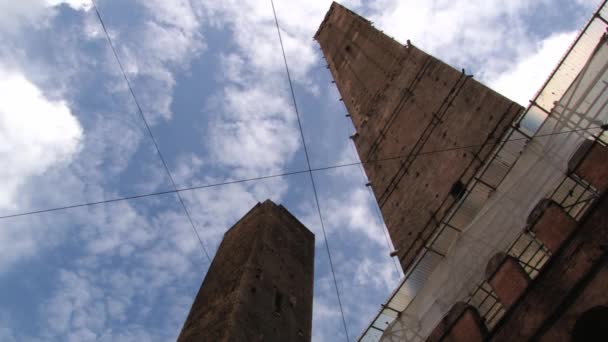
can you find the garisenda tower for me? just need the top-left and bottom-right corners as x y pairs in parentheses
(314, 2), (522, 272)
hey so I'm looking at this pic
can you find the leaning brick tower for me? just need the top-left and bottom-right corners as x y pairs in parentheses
(315, 2), (522, 271)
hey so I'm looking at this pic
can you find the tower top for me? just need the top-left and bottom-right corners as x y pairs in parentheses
(178, 199), (315, 341)
(314, 2), (371, 41)
(224, 199), (313, 239)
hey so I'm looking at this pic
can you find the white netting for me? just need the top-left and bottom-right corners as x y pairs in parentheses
(376, 13), (608, 342)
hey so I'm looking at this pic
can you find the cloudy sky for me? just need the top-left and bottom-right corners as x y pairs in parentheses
(0, 0), (598, 341)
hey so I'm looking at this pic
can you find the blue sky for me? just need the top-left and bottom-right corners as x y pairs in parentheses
(0, 0), (598, 341)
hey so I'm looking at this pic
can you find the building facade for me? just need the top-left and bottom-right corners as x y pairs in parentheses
(313, 2), (608, 341)
(315, 2), (522, 272)
(177, 200), (315, 342)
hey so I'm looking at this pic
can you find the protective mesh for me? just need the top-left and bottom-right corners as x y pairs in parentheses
(375, 8), (608, 342)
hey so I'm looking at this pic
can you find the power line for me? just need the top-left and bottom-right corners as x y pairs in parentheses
(6, 3), (602, 340)
(0, 171), (303, 220)
(270, 0), (351, 340)
(91, 1), (211, 263)
(0, 125), (601, 222)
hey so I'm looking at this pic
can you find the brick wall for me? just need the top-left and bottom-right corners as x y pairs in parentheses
(315, 2), (522, 271)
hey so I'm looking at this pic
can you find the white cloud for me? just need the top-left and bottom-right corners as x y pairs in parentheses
(208, 86), (301, 177)
(0, 1), (299, 340)
(0, 66), (83, 210)
(0, 327), (16, 342)
(325, 188), (387, 246)
(369, 0), (553, 79)
(46, 0), (92, 11)
(0, 195), (80, 274)
(312, 297), (343, 341)
(172, 153), (205, 187)
(202, 0), (361, 83)
(141, 0), (201, 35)
(574, 0), (601, 10)
(0, 0), (90, 35)
(0, 1), (597, 342)
(31, 200), (206, 342)
(108, 0), (206, 122)
(198, 0), (367, 179)
(0, 220), (42, 272)
(355, 257), (397, 291)
(44, 270), (104, 337)
(489, 31), (577, 105)
(0, 1), (49, 34)
(80, 202), (154, 255)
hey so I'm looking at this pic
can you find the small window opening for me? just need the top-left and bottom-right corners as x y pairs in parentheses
(289, 295), (297, 308)
(274, 291), (283, 314)
(450, 180), (466, 200)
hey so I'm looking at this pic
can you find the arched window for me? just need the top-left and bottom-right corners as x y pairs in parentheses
(572, 306), (608, 341)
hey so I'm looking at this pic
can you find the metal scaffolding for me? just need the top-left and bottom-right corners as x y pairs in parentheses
(359, 1), (608, 340)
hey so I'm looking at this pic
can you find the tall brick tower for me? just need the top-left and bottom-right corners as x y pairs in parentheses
(177, 200), (315, 342)
(314, 2), (523, 272)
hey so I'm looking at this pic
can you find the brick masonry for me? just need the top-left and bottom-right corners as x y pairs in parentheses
(177, 200), (315, 342)
(527, 199), (578, 253)
(568, 139), (608, 192)
(487, 192), (608, 341)
(427, 302), (487, 342)
(486, 253), (531, 310)
(315, 2), (522, 271)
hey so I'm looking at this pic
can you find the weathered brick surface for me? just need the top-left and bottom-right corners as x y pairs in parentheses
(315, 2), (523, 271)
(486, 253), (531, 309)
(539, 263), (608, 342)
(488, 193), (608, 341)
(527, 199), (577, 253)
(177, 200), (315, 342)
(568, 139), (608, 192)
(427, 302), (486, 342)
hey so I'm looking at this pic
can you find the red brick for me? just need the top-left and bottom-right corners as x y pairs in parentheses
(427, 302), (486, 342)
(568, 139), (608, 192)
(177, 200), (315, 342)
(527, 199), (577, 253)
(315, 2), (522, 272)
(486, 253), (531, 309)
(488, 193), (608, 341)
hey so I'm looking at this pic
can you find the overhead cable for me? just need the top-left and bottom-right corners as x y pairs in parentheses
(1, 125), (601, 222)
(92, 0), (211, 262)
(270, 0), (351, 339)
